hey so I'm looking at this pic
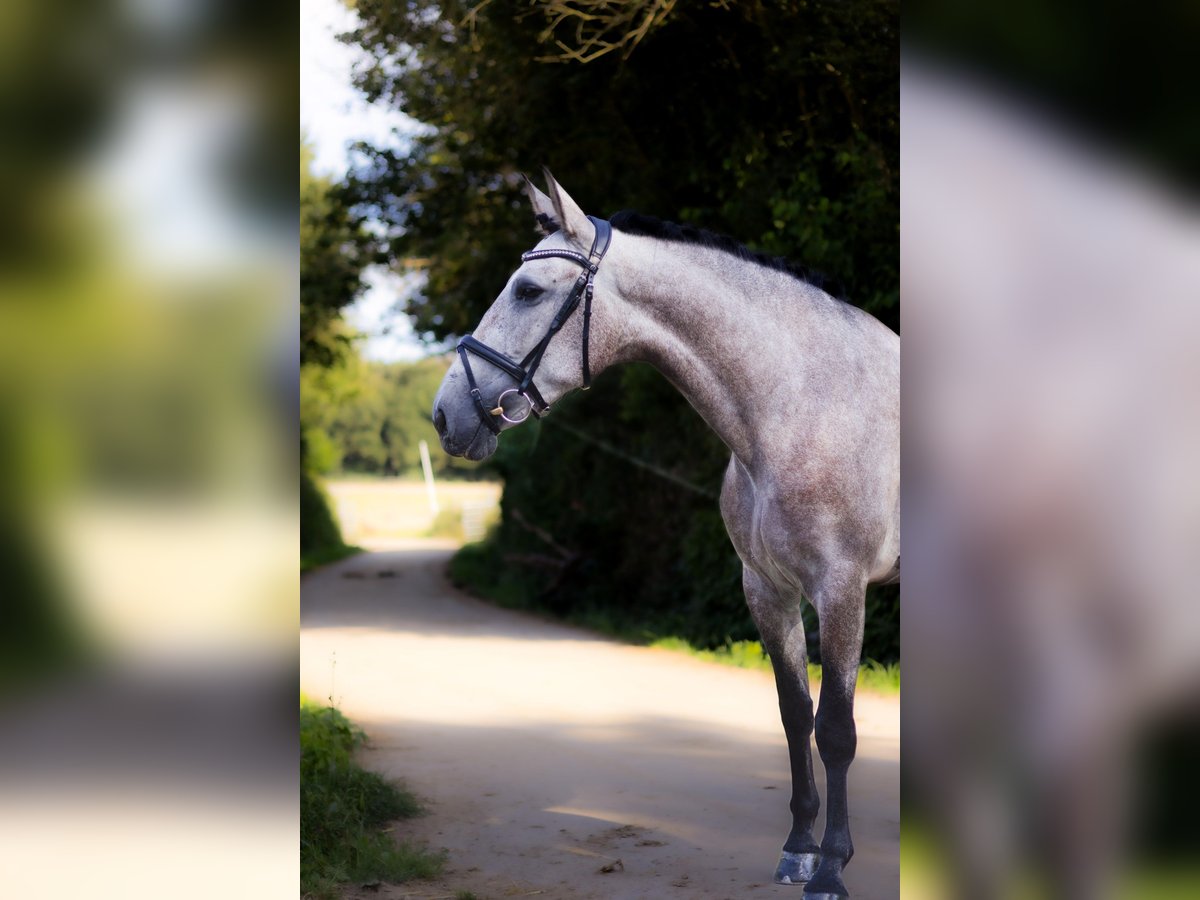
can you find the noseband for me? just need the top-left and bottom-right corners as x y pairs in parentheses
(456, 215), (612, 435)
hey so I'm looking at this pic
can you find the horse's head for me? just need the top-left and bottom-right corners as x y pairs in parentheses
(433, 172), (609, 460)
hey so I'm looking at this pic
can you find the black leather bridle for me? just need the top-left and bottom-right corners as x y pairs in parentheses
(456, 216), (613, 435)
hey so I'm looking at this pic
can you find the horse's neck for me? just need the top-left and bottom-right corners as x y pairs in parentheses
(610, 240), (820, 468)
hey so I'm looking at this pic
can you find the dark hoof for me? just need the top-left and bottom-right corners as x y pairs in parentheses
(802, 872), (849, 899)
(774, 851), (820, 885)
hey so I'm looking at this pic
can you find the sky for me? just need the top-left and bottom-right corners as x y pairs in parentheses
(300, 0), (431, 362)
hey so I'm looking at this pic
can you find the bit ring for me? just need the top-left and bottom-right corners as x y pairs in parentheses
(495, 388), (532, 424)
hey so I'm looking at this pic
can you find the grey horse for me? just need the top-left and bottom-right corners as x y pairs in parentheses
(432, 173), (899, 899)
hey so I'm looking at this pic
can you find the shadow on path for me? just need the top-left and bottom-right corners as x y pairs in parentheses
(300, 544), (899, 899)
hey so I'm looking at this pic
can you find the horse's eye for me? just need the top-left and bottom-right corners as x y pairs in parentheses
(514, 280), (544, 303)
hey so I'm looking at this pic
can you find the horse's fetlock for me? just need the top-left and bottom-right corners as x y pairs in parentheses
(791, 792), (820, 824)
(819, 832), (854, 865)
(783, 829), (821, 855)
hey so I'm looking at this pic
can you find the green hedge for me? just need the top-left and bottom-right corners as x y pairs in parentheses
(451, 366), (899, 665)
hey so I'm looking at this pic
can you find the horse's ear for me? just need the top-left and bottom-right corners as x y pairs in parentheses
(523, 174), (560, 236)
(542, 168), (594, 247)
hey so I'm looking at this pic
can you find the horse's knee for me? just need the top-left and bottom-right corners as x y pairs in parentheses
(779, 686), (814, 731)
(796, 695), (815, 732)
(814, 705), (857, 768)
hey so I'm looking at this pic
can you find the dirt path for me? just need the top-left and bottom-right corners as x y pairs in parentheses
(300, 542), (899, 900)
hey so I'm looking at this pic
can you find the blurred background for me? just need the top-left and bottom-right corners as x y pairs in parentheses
(0, 0), (297, 897)
(903, 2), (1200, 898)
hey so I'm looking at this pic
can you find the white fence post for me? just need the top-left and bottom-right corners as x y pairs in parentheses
(418, 439), (439, 517)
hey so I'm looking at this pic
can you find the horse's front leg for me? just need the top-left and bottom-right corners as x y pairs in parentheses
(744, 568), (822, 886)
(803, 569), (867, 900)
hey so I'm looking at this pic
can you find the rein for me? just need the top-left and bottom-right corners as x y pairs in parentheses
(456, 215), (612, 435)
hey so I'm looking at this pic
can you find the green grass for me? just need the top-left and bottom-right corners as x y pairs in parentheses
(1123, 866), (1200, 899)
(301, 543), (363, 574)
(426, 506), (465, 540)
(649, 636), (775, 671)
(300, 697), (443, 899)
(856, 659), (902, 693)
(649, 636), (900, 694)
(902, 819), (1200, 899)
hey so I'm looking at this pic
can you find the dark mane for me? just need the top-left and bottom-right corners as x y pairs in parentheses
(609, 210), (842, 298)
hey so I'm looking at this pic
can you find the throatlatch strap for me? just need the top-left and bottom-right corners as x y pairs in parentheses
(581, 216), (611, 388)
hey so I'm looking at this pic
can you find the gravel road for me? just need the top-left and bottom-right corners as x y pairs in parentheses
(300, 541), (898, 899)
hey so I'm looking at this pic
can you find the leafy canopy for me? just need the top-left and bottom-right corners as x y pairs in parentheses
(300, 138), (378, 367)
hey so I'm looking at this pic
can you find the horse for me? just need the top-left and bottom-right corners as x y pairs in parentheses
(432, 172), (899, 899)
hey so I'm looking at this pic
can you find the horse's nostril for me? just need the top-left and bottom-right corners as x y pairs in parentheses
(434, 405), (447, 436)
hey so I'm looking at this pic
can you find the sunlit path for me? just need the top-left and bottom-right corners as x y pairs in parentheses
(301, 544), (898, 899)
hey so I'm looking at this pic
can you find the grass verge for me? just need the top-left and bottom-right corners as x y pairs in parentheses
(300, 696), (443, 899)
(901, 819), (1200, 899)
(301, 543), (364, 575)
(649, 636), (900, 694)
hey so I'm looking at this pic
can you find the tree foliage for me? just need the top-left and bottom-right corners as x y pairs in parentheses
(342, 0), (898, 661)
(300, 136), (384, 563)
(494, 0), (681, 64)
(302, 355), (481, 479)
(300, 139), (376, 368)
